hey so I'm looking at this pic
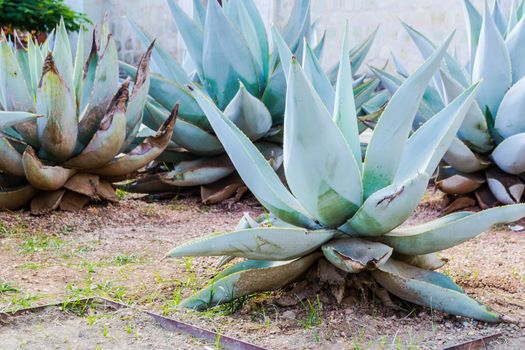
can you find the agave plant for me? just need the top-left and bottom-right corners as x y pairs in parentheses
(164, 28), (525, 322)
(377, 0), (525, 210)
(0, 21), (176, 213)
(120, 0), (383, 204)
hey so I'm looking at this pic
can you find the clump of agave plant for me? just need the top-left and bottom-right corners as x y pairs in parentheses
(378, 0), (525, 210)
(165, 28), (525, 322)
(121, 0), (383, 204)
(0, 21), (176, 213)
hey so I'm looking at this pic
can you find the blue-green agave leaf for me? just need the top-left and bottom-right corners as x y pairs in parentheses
(372, 259), (500, 322)
(362, 34), (452, 199)
(492, 0), (507, 37)
(491, 132), (525, 174)
(441, 71), (491, 152)
(443, 138), (491, 173)
(302, 41), (335, 113)
(166, 0), (204, 78)
(284, 59), (362, 227)
(224, 83), (272, 141)
(472, 0), (512, 115)
(121, 63), (208, 129)
(0, 111), (39, 130)
(0, 136), (25, 176)
(342, 172), (430, 237)
(193, 0), (206, 29)
(333, 22), (361, 170)
(464, 0), (482, 68)
(0, 40), (34, 111)
(379, 204), (525, 255)
(495, 76), (525, 138)
(395, 83), (481, 183)
(202, 0), (259, 108)
(180, 252), (321, 310)
(506, 13), (525, 83)
(167, 227), (335, 260)
(52, 18), (74, 92)
(190, 85), (316, 228)
(143, 101), (223, 156)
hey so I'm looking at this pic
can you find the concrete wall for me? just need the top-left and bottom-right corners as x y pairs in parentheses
(65, 0), (510, 72)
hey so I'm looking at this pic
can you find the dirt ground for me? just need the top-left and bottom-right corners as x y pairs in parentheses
(0, 191), (524, 349)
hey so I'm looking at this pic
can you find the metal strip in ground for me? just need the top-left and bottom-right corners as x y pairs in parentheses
(0, 297), (268, 350)
(440, 332), (503, 350)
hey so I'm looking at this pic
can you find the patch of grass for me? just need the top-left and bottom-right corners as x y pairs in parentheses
(1, 293), (42, 311)
(19, 262), (45, 270)
(0, 282), (18, 294)
(299, 294), (323, 330)
(0, 222), (29, 238)
(113, 254), (139, 266)
(116, 188), (129, 200)
(18, 235), (64, 254)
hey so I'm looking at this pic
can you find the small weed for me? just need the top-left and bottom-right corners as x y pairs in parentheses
(113, 254), (139, 266)
(299, 295), (323, 329)
(0, 282), (18, 294)
(0, 222), (29, 238)
(142, 204), (156, 216)
(2, 293), (41, 311)
(116, 189), (128, 200)
(18, 235), (64, 254)
(102, 324), (109, 337)
(19, 262), (44, 270)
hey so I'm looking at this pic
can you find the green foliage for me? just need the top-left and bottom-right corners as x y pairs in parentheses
(0, 0), (89, 33)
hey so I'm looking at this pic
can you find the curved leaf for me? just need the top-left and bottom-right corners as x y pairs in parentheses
(166, 0), (204, 78)
(333, 21), (361, 169)
(322, 238), (392, 273)
(143, 101), (223, 156)
(167, 227), (335, 260)
(506, 14), (525, 82)
(362, 34), (452, 198)
(302, 41), (335, 113)
(284, 59), (362, 227)
(463, 0), (482, 71)
(472, 1), (512, 115)
(394, 83), (481, 183)
(378, 204), (525, 255)
(495, 76), (525, 138)
(93, 106), (176, 177)
(0, 136), (24, 176)
(181, 252), (321, 310)
(443, 138), (490, 173)
(492, 132), (525, 174)
(22, 146), (77, 191)
(224, 83), (272, 141)
(36, 54), (78, 161)
(343, 172), (430, 236)
(0, 185), (36, 210)
(441, 72), (491, 153)
(190, 85), (317, 228)
(372, 259), (500, 322)
(0, 111), (38, 130)
(202, 0), (259, 108)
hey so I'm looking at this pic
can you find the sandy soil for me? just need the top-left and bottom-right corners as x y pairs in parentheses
(0, 192), (524, 349)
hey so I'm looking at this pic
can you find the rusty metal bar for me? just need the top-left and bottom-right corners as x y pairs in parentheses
(440, 332), (503, 350)
(0, 297), (268, 350)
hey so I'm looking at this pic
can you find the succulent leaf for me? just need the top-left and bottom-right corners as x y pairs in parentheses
(166, 227), (335, 260)
(362, 34), (452, 199)
(372, 259), (500, 322)
(472, 0), (512, 115)
(190, 85), (317, 228)
(284, 58), (362, 227)
(378, 204), (525, 255)
(491, 132), (525, 174)
(180, 252), (321, 310)
(322, 238), (392, 273)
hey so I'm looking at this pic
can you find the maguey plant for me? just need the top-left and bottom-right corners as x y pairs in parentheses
(164, 28), (525, 322)
(377, 0), (525, 210)
(0, 20), (176, 213)
(121, 0), (384, 204)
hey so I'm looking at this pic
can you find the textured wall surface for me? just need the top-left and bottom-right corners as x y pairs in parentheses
(65, 0), (508, 73)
